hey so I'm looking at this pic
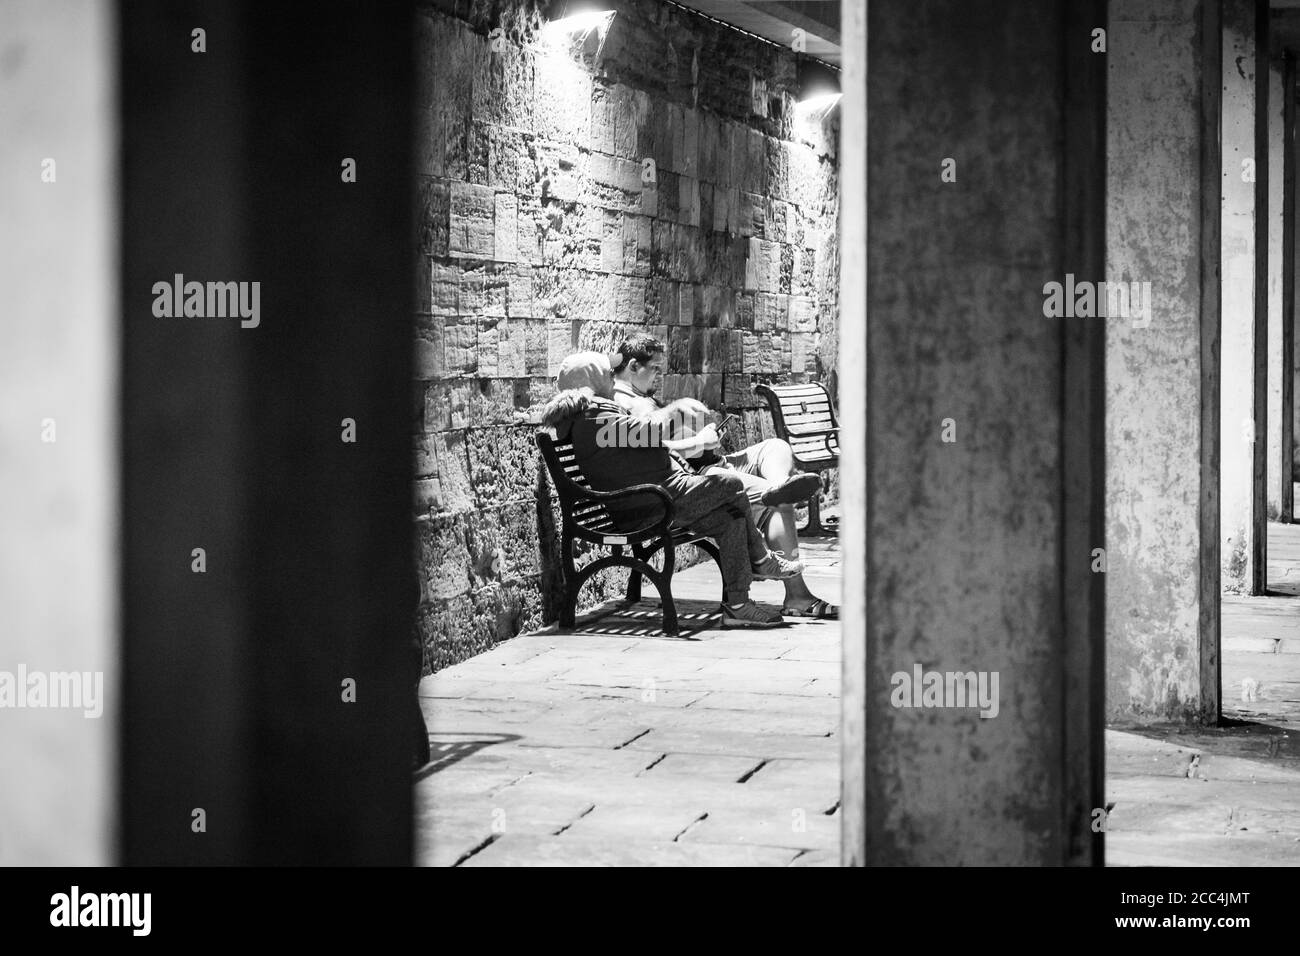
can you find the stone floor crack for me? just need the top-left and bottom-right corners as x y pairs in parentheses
(672, 812), (709, 843)
(613, 728), (652, 749)
(452, 833), (500, 867)
(487, 771), (532, 797)
(552, 804), (596, 836)
(638, 753), (668, 775)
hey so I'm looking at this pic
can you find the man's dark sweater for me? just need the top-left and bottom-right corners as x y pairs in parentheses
(545, 391), (685, 491)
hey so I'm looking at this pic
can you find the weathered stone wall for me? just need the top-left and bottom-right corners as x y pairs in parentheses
(413, 0), (840, 672)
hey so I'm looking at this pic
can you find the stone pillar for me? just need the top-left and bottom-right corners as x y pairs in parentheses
(1221, 0), (1265, 593)
(1270, 55), (1286, 521)
(0, 0), (116, 865)
(1289, 53), (1300, 516)
(842, 0), (1105, 865)
(1105, 1), (1220, 725)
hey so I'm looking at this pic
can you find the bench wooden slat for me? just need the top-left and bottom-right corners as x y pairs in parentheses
(771, 384), (826, 396)
(780, 402), (831, 416)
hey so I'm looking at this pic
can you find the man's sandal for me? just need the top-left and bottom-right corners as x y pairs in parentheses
(780, 599), (838, 620)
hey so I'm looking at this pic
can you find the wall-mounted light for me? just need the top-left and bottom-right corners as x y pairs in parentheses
(796, 55), (841, 116)
(541, 9), (616, 47)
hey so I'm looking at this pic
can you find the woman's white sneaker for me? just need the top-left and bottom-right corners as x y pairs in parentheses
(751, 551), (802, 580)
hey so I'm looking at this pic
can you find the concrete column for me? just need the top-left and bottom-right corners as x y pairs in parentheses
(844, 0), (1104, 865)
(0, 0), (117, 865)
(1221, 0), (1265, 593)
(1284, 53), (1296, 522)
(1105, 0), (1220, 724)
(839, 0), (868, 865)
(1269, 55), (1286, 521)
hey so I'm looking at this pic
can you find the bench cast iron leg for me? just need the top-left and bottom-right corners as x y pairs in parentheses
(800, 478), (837, 538)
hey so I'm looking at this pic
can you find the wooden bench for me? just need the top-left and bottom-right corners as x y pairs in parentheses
(536, 431), (732, 636)
(755, 381), (840, 536)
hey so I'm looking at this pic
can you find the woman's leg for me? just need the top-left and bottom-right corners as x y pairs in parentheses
(764, 505), (818, 604)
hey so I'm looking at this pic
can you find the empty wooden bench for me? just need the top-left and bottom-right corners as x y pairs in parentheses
(755, 381), (840, 536)
(537, 431), (733, 636)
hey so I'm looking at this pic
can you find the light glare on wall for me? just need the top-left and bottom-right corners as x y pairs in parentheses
(541, 10), (616, 43)
(795, 92), (841, 121)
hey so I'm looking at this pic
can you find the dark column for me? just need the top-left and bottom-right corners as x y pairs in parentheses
(120, 1), (415, 864)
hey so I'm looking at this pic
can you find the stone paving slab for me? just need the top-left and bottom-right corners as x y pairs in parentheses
(652, 674), (838, 696)
(684, 690), (840, 716)
(678, 805), (839, 852)
(640, 752), (766, 780)
(1107, 832), (1300, 867)
(616, 727), (838, 761)
(459, 834), (803, 867)
(738, 757), (840, 796)
(422, 742), (657, 778)
(789, 847), (840, 867)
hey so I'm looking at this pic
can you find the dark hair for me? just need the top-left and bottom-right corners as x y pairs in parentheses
(613, 332), (665, 373)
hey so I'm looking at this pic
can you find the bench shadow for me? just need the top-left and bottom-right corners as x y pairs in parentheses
(413, 731), (522, 782)
(567, 598), (725, 640)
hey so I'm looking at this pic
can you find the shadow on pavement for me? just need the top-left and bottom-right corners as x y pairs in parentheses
(414, 732), (522, 782)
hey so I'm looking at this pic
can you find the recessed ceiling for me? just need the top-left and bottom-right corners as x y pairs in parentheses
(670, 0), (841, 67)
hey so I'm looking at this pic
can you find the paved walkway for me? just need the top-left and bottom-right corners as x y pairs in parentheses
(1105, 522), (1300, 866)
(417, 523), (1300, 866)
(416, 537), (843, 866)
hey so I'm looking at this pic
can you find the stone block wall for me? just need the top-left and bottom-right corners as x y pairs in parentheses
(414, 0), (840, 672)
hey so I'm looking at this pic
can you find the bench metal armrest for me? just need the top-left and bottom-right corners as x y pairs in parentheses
(570, 482), (676, 537)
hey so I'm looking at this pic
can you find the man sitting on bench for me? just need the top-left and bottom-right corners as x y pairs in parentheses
(540, 350), (800, 629)
(610, 333), (838, 620)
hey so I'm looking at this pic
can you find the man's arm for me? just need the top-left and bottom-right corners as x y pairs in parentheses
(613, 389), (710, 444)
(648, 397), (709, 437)
(669, 423), (723, 458)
